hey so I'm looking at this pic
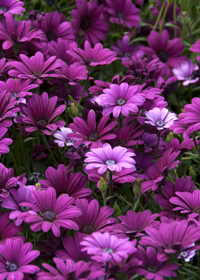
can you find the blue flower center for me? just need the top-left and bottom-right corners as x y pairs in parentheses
(41, 211), (56, 222)
(148, 266), (157, 273)
(20, 206), (30, 212)
(118, 13), (125, 19)
(156, 120), (164, 127)
(7, 262), (18, 272)
(103, 248), (113, 253)
(0, 7), (6, 12)
(116, 98), (126, 106)
(83, 225), (94, 234)
(106, 160), (115, 165)
(89, 133), (99, 141)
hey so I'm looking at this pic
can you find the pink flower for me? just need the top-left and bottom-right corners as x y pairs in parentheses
(54, 127), (77, 147)
(172, 60), (199, 86)
(0, 0), (25, 16)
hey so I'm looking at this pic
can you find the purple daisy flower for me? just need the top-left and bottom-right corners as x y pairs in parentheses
(0, 90), (19, 127)
(172, 60), (199, 86)
(56, 232), (90, 262)
(81, 232), (137, 263)
(8, 52), (62, 84)
(33, 11), (75, 43)
(141, 29), (185, 76)
(0, 0), (25, 16)
(20, 187), (82, 237)
(1, 182), (37, 226)
(141, 132), (158, 153)
(0, 78), (38, 99)
(71, 0), (109, 45)
(128, 246), (179, 280)
(67, 41), (117, 67)
(133, 149), (155, 181)
(140, 220), (200, 261)
(0, 125), (12, 156)
(0, 211), (23, 245)
(16, 92), (66, 135)
(99, 83), (145, 118)
(73, 199), (117, 235)
(39, 259), (104, 280)
(68, 109), (118, 149)
(145, 107), (177, 130)
(106, 0), (141, 28)
(39, 164), (91, 199)
(0, 14), (43, 50)
(0, 238), (40, 280)
(54, 127), (77, 147)
(85, 143), (136, 174)
(114, 210), (159, 239)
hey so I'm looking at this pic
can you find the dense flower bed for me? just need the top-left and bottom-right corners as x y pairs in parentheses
(1, 0), (200, 279)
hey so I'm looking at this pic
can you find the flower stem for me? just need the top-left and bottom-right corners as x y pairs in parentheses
(41, 133), (58, 166)
(156, 130), (161, 161)
(9, 149), (19, 176)
(108, 171), (113, 208)
(193, 135), (200, 156)
(78, 73), (89, 105)
(173, 0), (177, 38)
(153, 0), (165, 31)
(159, 1), (170, 34)
(104, 261), (109, 280)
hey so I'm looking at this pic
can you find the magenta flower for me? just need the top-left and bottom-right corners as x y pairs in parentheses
(0, 90), (19, 127)
(20, 187), (82, 237)
(69, 109), (118, 148)
(33, 11), (75, 43)
(81, 232), (137, 263)
(1, 182), (37, 226)
(17, 92), (66, 135)
(39, 259), (104, 280)
(145, 107), (177, 130)
(142, 132), (158, 153)
(85, 143), (136, 174)
(73, 199), (117, 234)
(114, 210), (159, 238)
(100, 83), (145, 118)
(54, 127), (77, 147)
(67, 41), (117, 67)
(8, 52), (62, 84)
(133, 149), (155, 180)
(106, 0), (141, 28)
(0, 14), (43, 50)
(0, 238), (40, 280)
(0, 126), (12, 156)
(39, 164), (91, 199)
(0, 78), (38, 99)
(0, 0), (25, 16)
(0, 211), (23, 245)
(179, 97), (200, 136)
(170, 190), (200, 219)
(141, 29), (185, 76)
(140, 220), (200, 261)
(172, 60), (199, 86)
(128, 246), (179, 280)
(71, 0), (109, 45)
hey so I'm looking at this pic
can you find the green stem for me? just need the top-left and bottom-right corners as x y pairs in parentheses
(193, 135), (200, 156)
(41, 133), (58, 166)
(159, 1), (170, 34)
(156, 130), (161, 161)
(104, 261), (109, 280)
(153, 0), (166, 31)
(102, 193), (107, 206)
(9, 149), (20, 176)
(108, 171), (113, 208)
(173, 0), (177, 38)
(78, 73), (89, 105)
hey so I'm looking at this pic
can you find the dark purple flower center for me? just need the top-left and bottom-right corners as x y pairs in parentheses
(156, 120), (164, 127)
(83, 225), (95, 234)
(105, 159), (115, 165)
(81, 17), (90, 30)
(33, 71), (42, 77)
(118, 13), (125, 19)
(136, 166), (143, 174)
(103, 247), (113, 253)
(0, 7), (6, 12)
(36, 119), (47, 129)
(139, 109), (146, 115)
(11, 33), (19, 43)
(116, 98), (126, 106)
(88, 133), (99, 141)
(10, 93), (17, 98)
(47, 32), (57, 42)
(6, 262), (18, 272)
(148, 266), (157, 273)
(20, 206), (30, 212)
(114, 140), (126, 147)
(124, 52), (131, 57)
(157, 51), (168, 63)
(41, 211), (56, 222)
(193, 207), (200, 213)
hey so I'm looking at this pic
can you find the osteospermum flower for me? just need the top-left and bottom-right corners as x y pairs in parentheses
(20, 187), (82, 237)
(85, 143), (136, 174)
(100, 83), (145, 118)
(71, 0), (109, 45)
(0, 238), (40, 280)
(145, 107), (177, 130)
(54, 127), (77, 147)
(106, 0), (141, 28)
(8, 52), (62, 84)
(16, 92), (66, 135)
(68, 109), (118, 148)
(81, 232), (137, 263)
(0, 125), (12, 157)
(0, 90), (19, 127)
(67, 40), (117, 67)
(172, 60), (199, 86)
(0, 0), (25, 16)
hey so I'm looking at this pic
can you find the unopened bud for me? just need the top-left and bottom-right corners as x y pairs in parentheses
(166, 132), (174, 143)
(99, 177), (108, 194)
(181, 12), (191, 26)
(70, 103), (79, 117)
(133, 178), (142, 197)
(35, 183), (41, 191)
(189, 167), (196, 181)
(113, 201), (121, 216)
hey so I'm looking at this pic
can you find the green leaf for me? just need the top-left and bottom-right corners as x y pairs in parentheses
(130, 37), (147, 44)
(24, 137), (36, 143)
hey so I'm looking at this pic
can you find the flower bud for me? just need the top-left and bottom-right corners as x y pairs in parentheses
(133, 178), (142, 197)
(99, 177), (108, 195)
(69, 103), (79, 117)
(166, 132), (174, 143)
(181, 11), (191, 26)
(189, 167), (196, 181)
(113, 201), (121, 216)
